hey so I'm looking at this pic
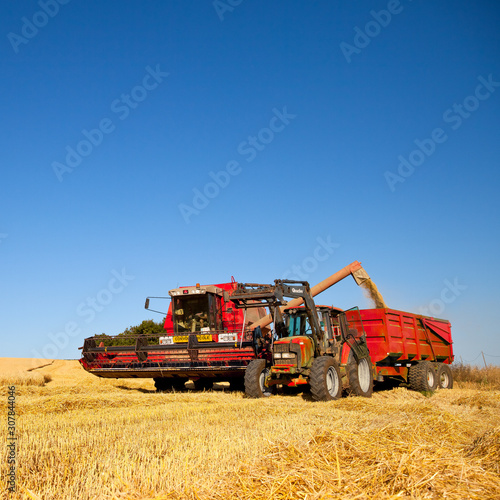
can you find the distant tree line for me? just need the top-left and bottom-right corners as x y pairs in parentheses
(93, 319), (166, 346)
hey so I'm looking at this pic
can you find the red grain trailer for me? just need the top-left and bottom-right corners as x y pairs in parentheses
(343, 307), (453, 391)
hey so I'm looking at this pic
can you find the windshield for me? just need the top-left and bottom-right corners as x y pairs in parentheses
(286, 312), (312, 337)
(285, 310), (329, 338)
(173, 295), (210, 333)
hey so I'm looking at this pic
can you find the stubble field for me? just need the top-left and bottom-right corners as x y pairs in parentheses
(1, 358), (499, 500)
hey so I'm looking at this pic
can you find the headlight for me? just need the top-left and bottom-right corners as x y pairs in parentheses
(281, 352), (295, 359)
(274, 353), (282, 359)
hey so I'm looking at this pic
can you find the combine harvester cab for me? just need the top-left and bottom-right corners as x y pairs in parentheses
(79, 280), (268, 391)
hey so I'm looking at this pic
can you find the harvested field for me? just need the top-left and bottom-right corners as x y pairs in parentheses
(1, 359), (499, 500)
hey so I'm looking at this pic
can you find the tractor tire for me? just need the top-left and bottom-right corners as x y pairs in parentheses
(347, 352), (373, 397)
(245, 359), (273, 398)
(408, 361), (438, 392)
(154, 378), (186, 392)
(310, 356), (343, 402)
(192, 378), (213, 391)
(437, 364), (454, 389)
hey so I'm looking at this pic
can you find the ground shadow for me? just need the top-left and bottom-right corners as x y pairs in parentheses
(116, 385), (156, 394)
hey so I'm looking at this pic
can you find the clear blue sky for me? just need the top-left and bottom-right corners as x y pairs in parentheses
(1, 0), (499, 365)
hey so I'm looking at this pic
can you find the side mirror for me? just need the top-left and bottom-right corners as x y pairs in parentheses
(145, 298), (150, 309)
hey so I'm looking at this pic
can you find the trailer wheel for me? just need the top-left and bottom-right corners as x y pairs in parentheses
(408, 361), (438, 392)
(310, 356), (343, 402)
(437, 364), (453, 389)
(347, 352), (373, 397)
(245, 359), (273, 398)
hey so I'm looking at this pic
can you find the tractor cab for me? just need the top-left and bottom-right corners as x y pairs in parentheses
(273, 305), (343, 370)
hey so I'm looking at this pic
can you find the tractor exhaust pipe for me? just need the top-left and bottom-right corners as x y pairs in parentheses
(249, 261), (366, 330)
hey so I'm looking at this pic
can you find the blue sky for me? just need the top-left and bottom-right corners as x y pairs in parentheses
(1, 0), (499, 365)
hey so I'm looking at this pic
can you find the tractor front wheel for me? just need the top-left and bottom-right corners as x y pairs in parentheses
(310, 356), (343, 401)
(245, 359), (273, 398)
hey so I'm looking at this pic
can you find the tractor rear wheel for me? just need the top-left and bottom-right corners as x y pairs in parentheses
(245, 359), (273, 398)
(437, 364), (453, 389)
(310, 356), (342, 401)
(408, 361), (438, 392)
(347, 352), (373, 397)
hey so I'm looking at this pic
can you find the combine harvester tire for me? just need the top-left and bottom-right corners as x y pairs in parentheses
(154, 378), (186, 392)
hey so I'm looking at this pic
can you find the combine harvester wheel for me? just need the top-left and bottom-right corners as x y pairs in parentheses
(154, 378), (186, 392)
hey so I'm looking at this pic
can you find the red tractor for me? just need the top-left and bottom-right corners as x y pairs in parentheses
(231, 279), (454, 401)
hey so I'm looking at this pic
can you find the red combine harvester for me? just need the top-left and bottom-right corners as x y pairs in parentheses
(79, 279), (267, 391)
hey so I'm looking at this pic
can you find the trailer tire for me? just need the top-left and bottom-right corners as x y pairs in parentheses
(310, 356), (343, 402)
(408, 361), (438, 392)
(347, 352), (373, 397)
(245, 359), (273, 398)
(437, 364), (453, 389)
